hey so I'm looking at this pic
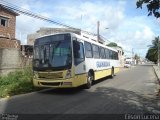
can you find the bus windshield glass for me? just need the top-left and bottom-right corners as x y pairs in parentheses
(33, 34), (72, 71)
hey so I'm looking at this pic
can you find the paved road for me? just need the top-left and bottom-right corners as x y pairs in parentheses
(0, 65), (160, 116)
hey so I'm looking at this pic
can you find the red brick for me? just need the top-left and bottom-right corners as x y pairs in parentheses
(0, 6), (18, 39)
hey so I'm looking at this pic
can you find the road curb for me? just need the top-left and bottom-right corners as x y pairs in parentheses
(0, 88), (53, 101)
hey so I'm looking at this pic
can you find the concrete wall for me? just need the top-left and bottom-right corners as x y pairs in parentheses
(0, 48), (21, 75)
(0, 6), (20, 75)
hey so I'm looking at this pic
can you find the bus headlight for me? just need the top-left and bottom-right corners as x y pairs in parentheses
(66, 69), (71, 79)
(33, 71), (38, 79)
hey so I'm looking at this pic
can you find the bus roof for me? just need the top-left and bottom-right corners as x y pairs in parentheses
(35, 32), (118, 52)
(72, 33), (118, 52)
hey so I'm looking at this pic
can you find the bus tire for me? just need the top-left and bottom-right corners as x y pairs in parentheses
(111, 68), (114, 78)
(84, 72), (93, 89)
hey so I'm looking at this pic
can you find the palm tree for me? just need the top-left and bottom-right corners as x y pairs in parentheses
(146, 36), (160, 63)
(134, 54), (140, 64)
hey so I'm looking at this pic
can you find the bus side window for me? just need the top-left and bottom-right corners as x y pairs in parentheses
(105, 48), (109, 59)
(116, 52), (119, 60)
(100, 47), (105, 59)
(92, 44), (100, 58)
(73, 41), (85, 65)
(84, 41), (93, 58)
(113, 51), (115, 60)
(113, 51), (118, 60)
(109, 50), (113, 59)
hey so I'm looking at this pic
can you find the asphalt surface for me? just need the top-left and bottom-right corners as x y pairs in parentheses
(0, 65), (160, 119)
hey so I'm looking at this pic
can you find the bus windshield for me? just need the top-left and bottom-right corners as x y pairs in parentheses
(33, 34), (72, 71)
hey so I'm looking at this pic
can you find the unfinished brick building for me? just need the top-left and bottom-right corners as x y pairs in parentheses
(0, 4), (20, 48)
(0, 4), (21, 75)
(0, 4), (19, 39)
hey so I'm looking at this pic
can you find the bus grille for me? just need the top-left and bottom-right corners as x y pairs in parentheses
(40, 82), (61, 86)
(38, 72), (63, 79)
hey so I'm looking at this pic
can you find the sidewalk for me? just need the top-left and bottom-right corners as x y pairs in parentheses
(153, 66), (160, 83)
(153, 66), (160, 96)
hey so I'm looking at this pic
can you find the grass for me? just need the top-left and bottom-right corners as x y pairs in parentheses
(0, 67), (40, 98)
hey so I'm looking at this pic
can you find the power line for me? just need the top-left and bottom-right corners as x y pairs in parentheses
(0, 1), (96, 35)
(100, 35), (112, 43)
(0, 0), (112, 43)
(0, 0), (76, 29)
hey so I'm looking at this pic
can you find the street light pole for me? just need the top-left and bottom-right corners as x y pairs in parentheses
(132, 48), (134, 65)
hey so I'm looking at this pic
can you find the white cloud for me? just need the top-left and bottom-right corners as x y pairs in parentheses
(16, 14), (56, 44)
(3, 0), (158, 57)
(52, 1), (125, 32)
(14, 0), (127, 44)
(20, 4), (30, 10)
(112, 21), (155, 57)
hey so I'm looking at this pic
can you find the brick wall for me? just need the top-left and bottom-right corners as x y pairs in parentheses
(0, 38), (20, 49)
(0, 7), (16, 39)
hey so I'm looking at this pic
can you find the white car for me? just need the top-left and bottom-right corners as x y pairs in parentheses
(124, 63), (131, 68)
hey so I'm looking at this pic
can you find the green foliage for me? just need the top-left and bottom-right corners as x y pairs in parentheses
(136, 0), (160, 18)
(146, 36), (160, 63)
(107, 42), (118, 47)
(107, 42), (124, 55)
(146, 48), (157, 63)
(0, 67), (39, 98)
(134, 54), (140, 60)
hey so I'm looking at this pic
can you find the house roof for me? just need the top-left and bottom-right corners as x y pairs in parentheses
(0, 4), (19, 16)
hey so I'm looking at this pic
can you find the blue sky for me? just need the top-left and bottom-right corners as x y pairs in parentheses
(2, 0), (160, 58)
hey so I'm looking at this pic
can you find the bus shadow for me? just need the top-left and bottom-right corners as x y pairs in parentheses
(92, 75), (116, 85)
(2, 86), (160, 115)
(38, 75), (116, 95)
(38, 87), (84, 95)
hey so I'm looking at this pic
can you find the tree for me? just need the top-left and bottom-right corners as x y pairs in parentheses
(134, 54), (140, 64)
(134, 54), (140, 59)
(146, 36), (160, 63)
(107, 42), (118, 47)
(107, 42), (124, 55)
(136, 0), (160, 18)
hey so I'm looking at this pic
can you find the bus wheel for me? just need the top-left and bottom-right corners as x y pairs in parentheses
(111, 68), (114, 78)
(84, 72), (93, 89)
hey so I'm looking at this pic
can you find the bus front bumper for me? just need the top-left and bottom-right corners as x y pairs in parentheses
(33, 75), (87, 88)
(33, 78), (75, 88)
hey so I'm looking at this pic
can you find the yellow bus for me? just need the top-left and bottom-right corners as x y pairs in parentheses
(33, 32), (120, 89)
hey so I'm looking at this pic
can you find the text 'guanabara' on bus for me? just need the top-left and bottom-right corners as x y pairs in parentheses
(32, 32), (120, 89)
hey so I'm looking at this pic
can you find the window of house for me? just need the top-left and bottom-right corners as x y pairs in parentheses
(0, 16), (8, 27)
(84, 41), (93, 58)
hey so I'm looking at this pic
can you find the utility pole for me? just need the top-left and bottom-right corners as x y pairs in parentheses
(97, 21), (100, 42)
(132, 48), (134, 65)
